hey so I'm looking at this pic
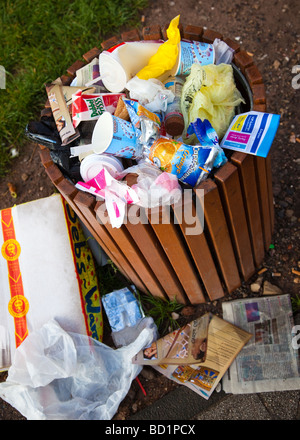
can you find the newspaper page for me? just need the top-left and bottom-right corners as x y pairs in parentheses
(137, 314), (252, 400)
(222, 294), (300, 394)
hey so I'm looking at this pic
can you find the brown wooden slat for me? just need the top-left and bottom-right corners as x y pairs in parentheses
(142, 25), (162, 40)
(231, 152), (265, 268)
(43, 162), (64, 185)
(82, 47), (101, 62)
(67, 60), (86, 77)
(214, 162), (256, 281)
(194, 179), (241, 293)
(54, 179), (127, 279)
(39, 147), (53, 168)
(253, 156), (272, 251)
(182, 25), (203, 41)
(202, 29), (223, 43)
(101, 35), (121, 50)
(38, 153), (130, 281)
(149, 205), (206, 304)
(172, 191), (224, 301)
(121, 29), (141, 42)
(95, 201), (167, 299)
(73, 191), (146, 290)
(223, 37), (240, 53)
(233, 50), (254, 74)
(125, 206), (188, 304)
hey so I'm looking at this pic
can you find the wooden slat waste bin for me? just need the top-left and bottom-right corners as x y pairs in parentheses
(38, 24), (274, 305)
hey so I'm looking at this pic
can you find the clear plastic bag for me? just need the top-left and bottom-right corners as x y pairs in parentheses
(0, 319), (155, 420)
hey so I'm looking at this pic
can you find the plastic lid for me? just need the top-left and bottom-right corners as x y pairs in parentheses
(80, 153), (124, 182)
(99, 52), (128, 93)
(91, 112), (114, 154)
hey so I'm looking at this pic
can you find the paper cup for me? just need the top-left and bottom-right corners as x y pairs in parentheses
(70, 112), (138, 158)
(80, 154), (124, 182)
(172, 40), (215, 76)
(92, 112), (137, 159)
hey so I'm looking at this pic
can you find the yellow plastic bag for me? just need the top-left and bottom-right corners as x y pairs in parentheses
(136, 15), (181, 80)
(181, 63), (245, 140)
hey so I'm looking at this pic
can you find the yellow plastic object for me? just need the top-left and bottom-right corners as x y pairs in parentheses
(181, 63), (245, 141)
(136, 15), (181, 80)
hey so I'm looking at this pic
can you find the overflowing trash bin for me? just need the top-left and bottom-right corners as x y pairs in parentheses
(2, 15), (299, 423)
(26, 16), (278, 306)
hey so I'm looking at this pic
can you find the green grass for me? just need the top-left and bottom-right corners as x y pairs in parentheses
(138, 292), (184, 335)
(0, 0), (148, 176)
(96, 260), (185, 337)
(291, 294), (300, 313)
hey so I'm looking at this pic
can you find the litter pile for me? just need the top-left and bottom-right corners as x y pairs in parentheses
(0, 16), (292, 421)
(26, 15), (279, 228)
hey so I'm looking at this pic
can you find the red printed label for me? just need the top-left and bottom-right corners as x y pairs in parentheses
(1, 209), (29, 347)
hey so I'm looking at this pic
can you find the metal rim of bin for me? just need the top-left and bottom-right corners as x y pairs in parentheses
(38, 24), (274, 306)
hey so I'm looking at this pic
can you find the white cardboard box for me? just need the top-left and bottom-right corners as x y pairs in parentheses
(0, 194), (103, 371)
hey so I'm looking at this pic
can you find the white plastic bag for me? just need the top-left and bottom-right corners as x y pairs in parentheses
(126, 76), (174, 112)
(0, 319), (154, 420)
(120, 162), (182, 209)
(213, 38), (235, 65)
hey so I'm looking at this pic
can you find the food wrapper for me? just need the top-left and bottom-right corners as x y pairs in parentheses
(75, 167), (139, 228)
(122, 97), (162, 148)
(46, 83), (80, 145)
(147, 137), (220, 187)
(72, 90), (126, 128)
(187, 118), (227, 169)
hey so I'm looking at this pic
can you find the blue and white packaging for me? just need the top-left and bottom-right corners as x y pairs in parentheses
(102, 286), (143, 332)
(220, 111), (280, 158)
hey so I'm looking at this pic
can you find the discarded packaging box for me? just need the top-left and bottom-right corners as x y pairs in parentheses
(0, 194), (103, 371)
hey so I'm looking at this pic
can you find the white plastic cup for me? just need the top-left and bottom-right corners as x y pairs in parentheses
(99, 41), (163, 93)
(80, 153), (124, 182)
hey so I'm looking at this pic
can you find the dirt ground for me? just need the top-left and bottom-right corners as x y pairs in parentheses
(0, 0), (299, 421)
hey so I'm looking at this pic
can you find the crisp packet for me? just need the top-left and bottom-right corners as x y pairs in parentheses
(122, 97), (162, 152)
(187, 118), (227, 168)
(46, 83), (80, 145)
(72, 90), (126, 128)
(147, 137), (219, 187)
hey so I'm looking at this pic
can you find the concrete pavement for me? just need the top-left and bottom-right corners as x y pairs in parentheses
(130, 386), (300, 421)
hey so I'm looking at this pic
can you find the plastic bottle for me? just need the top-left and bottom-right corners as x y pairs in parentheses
(163, 76), (185, 137)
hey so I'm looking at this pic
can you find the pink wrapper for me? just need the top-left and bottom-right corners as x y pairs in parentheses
(72, 90), (126, 128)
(75, 168), (139, 228)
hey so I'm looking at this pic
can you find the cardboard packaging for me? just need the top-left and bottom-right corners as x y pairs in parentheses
(0, 194), (103, 371)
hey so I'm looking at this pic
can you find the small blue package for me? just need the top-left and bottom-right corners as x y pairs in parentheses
(102, 287), (144, 332)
